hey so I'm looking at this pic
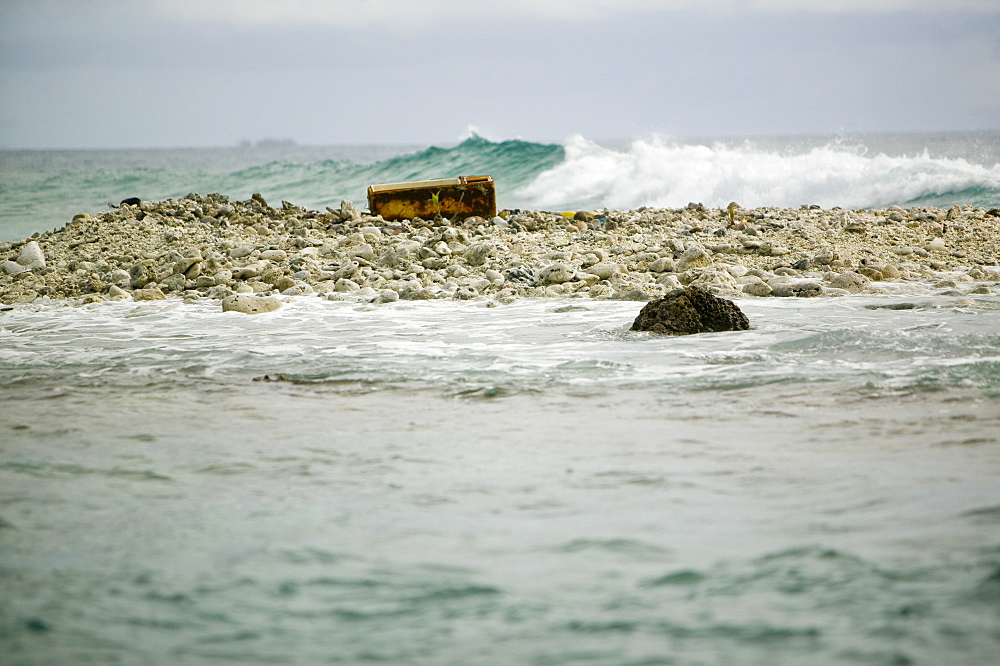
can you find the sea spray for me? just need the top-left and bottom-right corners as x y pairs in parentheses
(516, 134), (1000, 210)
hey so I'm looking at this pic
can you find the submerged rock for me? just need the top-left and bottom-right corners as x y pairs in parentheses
(631, 286), (750, 335)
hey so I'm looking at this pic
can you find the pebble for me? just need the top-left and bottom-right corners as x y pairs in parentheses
(3, 194), (999, 306)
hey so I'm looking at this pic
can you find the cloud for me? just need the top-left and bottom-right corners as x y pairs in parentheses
(143, 0), (1000, 28)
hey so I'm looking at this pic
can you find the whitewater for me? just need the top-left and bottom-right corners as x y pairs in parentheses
(2, 131), (1000, 664)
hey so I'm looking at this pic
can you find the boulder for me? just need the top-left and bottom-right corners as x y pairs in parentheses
(221, 294), (282, 314)
(631, 286), (750, 335)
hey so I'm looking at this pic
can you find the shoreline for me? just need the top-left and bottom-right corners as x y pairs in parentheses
(1, 194), (999, 307)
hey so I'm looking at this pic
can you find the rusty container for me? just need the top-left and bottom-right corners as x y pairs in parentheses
(367, 175), (496, 222)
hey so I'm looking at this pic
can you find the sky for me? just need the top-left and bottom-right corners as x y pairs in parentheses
(1, 0), (998, 149)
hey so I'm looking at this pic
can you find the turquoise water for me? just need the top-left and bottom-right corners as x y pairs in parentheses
(2, 295), (1000, 664)
(2, 131), (999, 242)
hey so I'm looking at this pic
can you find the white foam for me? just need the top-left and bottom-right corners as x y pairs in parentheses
(516, 134), (1000, 210)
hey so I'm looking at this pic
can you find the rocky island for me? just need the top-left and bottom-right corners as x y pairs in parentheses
(1, 193), (998, 310)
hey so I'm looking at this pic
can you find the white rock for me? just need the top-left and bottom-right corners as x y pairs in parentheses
(464, 243), (493, 266)
(335, 278), (361, 292)
(655, 274), (683, 290)
(16, 241), (45, 269)
(1, 260), (25, 275)
(649, 257), (674, 273)
(133, 287), (166, 301)
(828, 270), (871, 293)
(221, 294), (282, 314)
(691, 269), (739, 290)
(350, 243), (375, 262)
(230, 246), (254, 258)
(740, 276), (772, 296)
(340, 200), (361, 221)
(259, 249), (287, 261)
(588, 263), (620, 280)
(675, 246), (712, 272)
(107, 285), (130, 300)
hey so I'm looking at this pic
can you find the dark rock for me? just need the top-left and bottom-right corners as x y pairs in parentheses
(630, 286), (750, 335)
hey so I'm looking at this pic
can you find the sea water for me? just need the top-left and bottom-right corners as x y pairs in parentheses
(3, 294), (1000, 664)
(2, 133), (1000, 664)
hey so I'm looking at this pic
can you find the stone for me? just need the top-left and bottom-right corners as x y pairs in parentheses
(259, 249), (287, 262)
(349, 243), (375, 262)
(539, 262), (576, 284)
(769, 280), (824, 297)
(649, 257), (675, 273)
(588, 263), (621, 280)
(740, 276), (772, 296)
(335, 278), (361, 292)
(631, 287), (750, 335)
(340, 200), (361, 221)
(230, 245), (254, 258)
(133, 287), (167, 301)
(107, 284), (130, 300)
(221, 294), (282, 314)
(1, 260), (25, 276)
(690, 268), (740, 290)
(675, 246), (712, 272)
(464, 243), (493, 266)
(378, 289), (399, 303)
(16, 241), (45, 269)
(828, 270), (871, 293)
(503, 266), (536, 285)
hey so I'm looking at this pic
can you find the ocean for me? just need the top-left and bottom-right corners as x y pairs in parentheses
(2, 132), (1000, 664)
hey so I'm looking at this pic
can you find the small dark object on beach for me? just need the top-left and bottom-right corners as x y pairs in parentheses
(120, 197), (142, 207)
(631, 286), (750, 335)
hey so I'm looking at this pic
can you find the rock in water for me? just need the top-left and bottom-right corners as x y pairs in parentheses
(221, 294), (282, 315)
(631, 286), (750, 335)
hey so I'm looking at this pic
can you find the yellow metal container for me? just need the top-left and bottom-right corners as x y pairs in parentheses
(367, 175), (496, 222)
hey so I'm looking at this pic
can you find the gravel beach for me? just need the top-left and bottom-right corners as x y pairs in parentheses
(2, 194), (998, 308)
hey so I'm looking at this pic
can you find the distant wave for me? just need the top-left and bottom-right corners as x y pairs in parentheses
(515, 134), (1000, 211)
(207, 133), (1000, 212)
(188, 135), (562, 212)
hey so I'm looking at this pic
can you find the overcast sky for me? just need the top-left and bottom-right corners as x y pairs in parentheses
(1, 0), (998, 149)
